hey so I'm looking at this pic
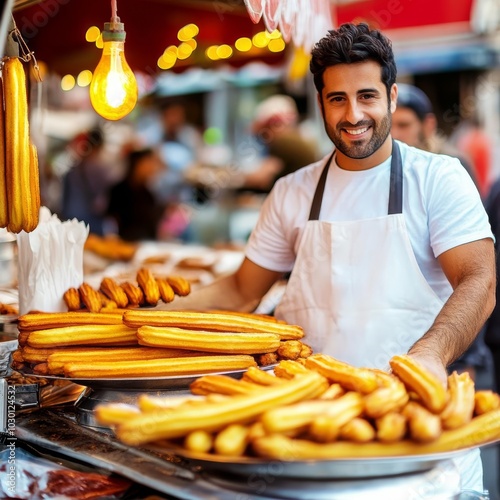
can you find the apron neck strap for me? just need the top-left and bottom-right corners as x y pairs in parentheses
(308, 140), (403, 221)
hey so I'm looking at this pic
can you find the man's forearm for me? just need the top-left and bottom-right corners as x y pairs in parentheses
(408, 274), (495, 367)
(154, 273), (260, 312)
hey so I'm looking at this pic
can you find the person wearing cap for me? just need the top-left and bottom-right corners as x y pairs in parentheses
(240, 94), (318, 192)
(157, 23), (495, 491)
(391, 83), (478, 187)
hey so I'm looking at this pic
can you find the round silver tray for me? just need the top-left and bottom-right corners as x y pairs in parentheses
(151, 444), (479, 479)
(20, 365), (262, 390)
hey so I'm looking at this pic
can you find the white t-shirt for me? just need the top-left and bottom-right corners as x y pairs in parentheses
(246, 140), (493, 303)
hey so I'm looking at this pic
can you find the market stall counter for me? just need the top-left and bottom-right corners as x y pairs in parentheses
(1, 240), (499, 499)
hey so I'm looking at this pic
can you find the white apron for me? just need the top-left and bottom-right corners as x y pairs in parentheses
(274, 141), (483, 492)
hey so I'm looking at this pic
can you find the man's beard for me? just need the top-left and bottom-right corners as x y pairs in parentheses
(323, 111), (392, 160)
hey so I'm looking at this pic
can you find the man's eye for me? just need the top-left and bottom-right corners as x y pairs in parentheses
(361, 93), (376, 100)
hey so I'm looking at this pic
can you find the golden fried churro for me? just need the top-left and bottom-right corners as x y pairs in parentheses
(98, 291), (118, 310)
(339, 418), (375, 443)
(166, 275), (191, 296)
(4, 57), (32, 233)
(123, 310), (304, 340)
(63, 288), (81, 311)
(318, 383), (345, 400)
(18, 311), (124, 331)
(94, 404), (141, 426)
(273, 360), (310, 379)
(376, 412), (408, 443)
(305, 354), (378, 394)
(440, 371), (475, 429)
(137, 325), (281, 354)
(137, 395), (206, 413)
(64, 354), (257, 378)
(190, 375), (261, 396)
(277, 340), (303, 360)
(402, 402), (442, 443)
(32, 362), (49, 375)
(255, 352), (278, 366)
(262, 392), (363, 435)
(474, 390), (500, 415)
(47, 347), (200, 375)
(114, 372), (328, 445)
(100, 277), (129, 308)
(156, 278), (175, 303)
(0, 71), (7, 229)
(214, 424), (249, 456)
(27, 324), (137, 349)
(389, 355), (447, 413)
(12, 350), (24, 363)
(207, 310), (282, 323)
(307, 392), (365, 443)
(121, 282), (144, 307)
(79, 282), (102, 313)
(242, 366), (285, 386)
(363, 378), (409, 419)
(136, 268), (160, 305)
(185, 430), (213, 453)
(18, 331), (30, 346)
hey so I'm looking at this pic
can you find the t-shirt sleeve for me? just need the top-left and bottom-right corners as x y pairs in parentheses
(427, 157), (493, 257)
(245, 179), (297, 272)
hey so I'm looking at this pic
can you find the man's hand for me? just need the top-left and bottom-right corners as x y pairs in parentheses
(406, 350), (448, 387)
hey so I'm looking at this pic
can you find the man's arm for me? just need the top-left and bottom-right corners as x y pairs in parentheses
(155, 257), (283, 312)
(408, 238), (496, 383)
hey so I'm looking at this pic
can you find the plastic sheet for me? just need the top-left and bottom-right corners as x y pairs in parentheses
(0, 447), (131, 499)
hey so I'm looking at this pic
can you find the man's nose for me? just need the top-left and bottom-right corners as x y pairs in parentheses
(345, 101), (364, 125)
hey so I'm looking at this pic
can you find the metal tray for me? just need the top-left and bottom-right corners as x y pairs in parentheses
(150, 442), (496, 479)
(19, 365), (271, 390)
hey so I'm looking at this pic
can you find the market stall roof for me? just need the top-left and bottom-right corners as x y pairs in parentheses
(9, 0), (497, 78)
(12, 0), (288, 76)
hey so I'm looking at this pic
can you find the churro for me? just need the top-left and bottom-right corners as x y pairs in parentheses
(137, 325), (281, 354)
(123, 309), (304, 340)
(305, 354), (378, 394)
(64, 354), (257, 378)
(389, 355), (447, 413)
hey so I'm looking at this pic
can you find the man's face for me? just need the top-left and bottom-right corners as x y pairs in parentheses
(318, 61), (396, 161)
(391, 106), (425, 148)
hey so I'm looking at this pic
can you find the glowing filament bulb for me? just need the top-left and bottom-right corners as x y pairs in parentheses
(90, 19), (138, 120)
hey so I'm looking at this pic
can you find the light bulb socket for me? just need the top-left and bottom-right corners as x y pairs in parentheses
(102, 17), (126, 42)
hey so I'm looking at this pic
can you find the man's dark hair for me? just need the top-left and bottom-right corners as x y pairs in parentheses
(310, 23), (397, 98)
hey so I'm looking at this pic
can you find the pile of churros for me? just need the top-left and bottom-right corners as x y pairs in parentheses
(95, 353), (500, 459)
(63, 268), (191, 313)
(12, 310), (312, 378)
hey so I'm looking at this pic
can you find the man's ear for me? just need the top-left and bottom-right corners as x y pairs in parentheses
(390, 84), (398, 113)
(422, 113), (438, 140)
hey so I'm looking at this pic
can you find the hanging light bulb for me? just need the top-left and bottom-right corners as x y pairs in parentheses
(89, 0), (138, 120)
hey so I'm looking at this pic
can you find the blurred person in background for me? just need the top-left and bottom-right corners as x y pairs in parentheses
(392, 83), (478, 188)
(241, 94), (319, 193)
(453, 117), (493, 199)
(391, 83), (491, 382)
(60, 127), (116, 235)
(135, 97), (203, 219)
(106, 148), (166, 241)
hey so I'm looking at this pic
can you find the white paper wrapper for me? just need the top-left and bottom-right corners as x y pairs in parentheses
(16, 207), (89, 315)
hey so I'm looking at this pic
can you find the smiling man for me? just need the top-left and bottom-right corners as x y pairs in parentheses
(157, 23), (495, 491)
